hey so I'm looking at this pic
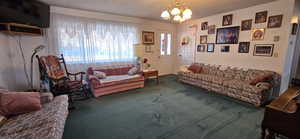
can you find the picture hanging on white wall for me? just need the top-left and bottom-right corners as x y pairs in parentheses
(201, 22), (208, 30)
(200, 35), (207, 44)
(251, 28), (265, 40)
(238, 42), (250, 53)
(254, 44), (274, 57)
(208, 25), (216, 34)
(197, 45), (206, 52)
(241, 19), (252, 31)
(207, 43), (215, 52)
(222, 14), (233, 26)
(268, 15), (283, 28)
(221, 46), (230, 52)
(255, 11), (268, 24)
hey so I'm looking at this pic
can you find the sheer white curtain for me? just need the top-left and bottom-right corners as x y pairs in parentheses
(50, 13), (138, 72)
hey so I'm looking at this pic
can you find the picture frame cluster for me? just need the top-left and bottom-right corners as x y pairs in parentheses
(197, 10), (283, 57)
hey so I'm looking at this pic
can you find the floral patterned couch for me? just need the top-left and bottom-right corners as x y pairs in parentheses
(0, 95), (69, 139)
(178, 63), (281, 106)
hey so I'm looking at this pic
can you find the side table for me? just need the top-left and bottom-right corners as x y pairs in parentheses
(142, 70), (159, 84)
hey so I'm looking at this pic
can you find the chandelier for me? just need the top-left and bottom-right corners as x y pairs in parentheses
(161, 0), (192, 23)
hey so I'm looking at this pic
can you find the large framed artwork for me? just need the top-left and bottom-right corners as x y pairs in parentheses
(268, 15), (283, 28)
(254, 44), (274, 57)
(142, 31), (155, 45)
(216, 26), (240, 44)
(255, 11), (268, 24)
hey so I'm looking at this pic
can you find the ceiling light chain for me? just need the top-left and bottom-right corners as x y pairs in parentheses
(161, 0), (192, 23)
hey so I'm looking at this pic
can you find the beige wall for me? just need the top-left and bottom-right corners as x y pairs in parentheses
(176, 0), (295, 93)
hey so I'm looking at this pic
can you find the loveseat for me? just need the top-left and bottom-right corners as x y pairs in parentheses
(87, 65), (145, 97)
(178, 63), (281, 106)
(0, 94), (69, 139)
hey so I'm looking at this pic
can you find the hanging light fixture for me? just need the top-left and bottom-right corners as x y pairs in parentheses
(161, 0), (192, 23)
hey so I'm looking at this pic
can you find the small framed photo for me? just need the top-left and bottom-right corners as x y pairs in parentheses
(255, 11), (268, 24)
(251, 28), (265, 40)
(200, 35), (207, 44)
(238, 42), (250, 53)
(254, 44), (274, 57)
(207, 43), (215, 52)
(197, 44), (206, 52)
(208, 25), (216, 34)
(241, 19), (252, 31)
(142, 31), (155, 45)
(221, 46), (230, 52)
(268, 15), (283, 28)
(223, 14), (233, 26)
(201, 22), (208, 30)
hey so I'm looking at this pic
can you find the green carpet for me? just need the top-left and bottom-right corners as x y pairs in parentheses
(63, 75), (265, 139)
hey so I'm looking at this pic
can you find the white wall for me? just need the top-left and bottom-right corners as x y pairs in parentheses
(0, 34), (17, 90)
(4, 6), (177, 90)
(176, 0), (295, 93)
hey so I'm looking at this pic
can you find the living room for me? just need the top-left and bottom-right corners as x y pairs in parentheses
(0, 0), (300, 139)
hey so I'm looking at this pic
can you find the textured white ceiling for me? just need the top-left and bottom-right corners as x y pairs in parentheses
(40, 0), (276, 21)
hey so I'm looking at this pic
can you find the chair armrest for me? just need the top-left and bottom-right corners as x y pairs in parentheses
(67, 72), (86, 81)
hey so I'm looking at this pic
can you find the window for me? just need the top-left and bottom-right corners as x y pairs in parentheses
(160, 33), (172, 56)
(52, 14), (138, 66)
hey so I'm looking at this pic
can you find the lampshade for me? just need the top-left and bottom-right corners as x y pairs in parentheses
(173, 15), (181, 21)
(161, 10), (170, 20)
(183, 8), (192, 16)
(134, 44), (144, 58)
(183, 14), (191, 20)
(171, 8), (181, 15)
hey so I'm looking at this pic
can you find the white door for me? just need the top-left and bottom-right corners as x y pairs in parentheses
(158, 32), (174, 75)
(176, 30), (196, 71)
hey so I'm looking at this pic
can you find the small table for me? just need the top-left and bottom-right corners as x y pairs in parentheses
(142, 70), (159, 84)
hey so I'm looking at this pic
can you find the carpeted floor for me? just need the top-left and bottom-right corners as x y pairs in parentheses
(63, 75), (265, 139)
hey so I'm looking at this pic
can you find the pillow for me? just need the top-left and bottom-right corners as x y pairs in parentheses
(94, 71), (106, 79)
(0, 92), (42, 116)
(0, 115), (7, 127)
(128, 67), (139, 75)
(249, 73), (273, 85)
(188, 64), (202, 73)
(0, 88), (8, 93)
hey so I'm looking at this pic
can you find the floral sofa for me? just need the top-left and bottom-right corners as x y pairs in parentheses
(178, 63), (281, 106)
(0, 94), (69, 139)
(87, 65), (145, 97)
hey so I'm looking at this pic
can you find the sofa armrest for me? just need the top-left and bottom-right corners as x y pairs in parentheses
(256, 82), (272, 90)
(88, 75), (101, 88)
(40, 92), (54, 104)
(179, 65), (191, 72)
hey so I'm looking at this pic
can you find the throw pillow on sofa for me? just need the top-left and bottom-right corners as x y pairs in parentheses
(94, 71), (106, 79)
(188, 64), (202, 73)
(249, 73), (273, 85)
(0, 92), (42, 117)
(128, 67), (139, 75)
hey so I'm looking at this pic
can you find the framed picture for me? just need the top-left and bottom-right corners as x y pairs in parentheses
(216, 26), (240, 44)
(142, 31), (155, 45)
(251, 28), (265, 40)
(255, 11), (268, 24)
(145, 45), (152, 53)
(254, 44), (274, 57)
(238, 42), (250, 53)
(241, 19), (252, 31)
(207, 43), (215, 52)
(221, 46), (230, 52)
(200, 35), (207, 44)
(197, 44), (206, 52)
(268, 15), (283, 28)
(223, 14), (233, 26)
(201, 22), (208, 30)
(208, 25), (216, 34)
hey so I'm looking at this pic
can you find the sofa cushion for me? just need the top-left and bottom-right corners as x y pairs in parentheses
(196, 74), (226, 85)
(188, 64), (202, 73)
(249, 73), (273, 85)
(0, 95), (68, 139)
(0, 92), (42, 116)
(97, 74), (144, 88)
(94, 71), (106, 79)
